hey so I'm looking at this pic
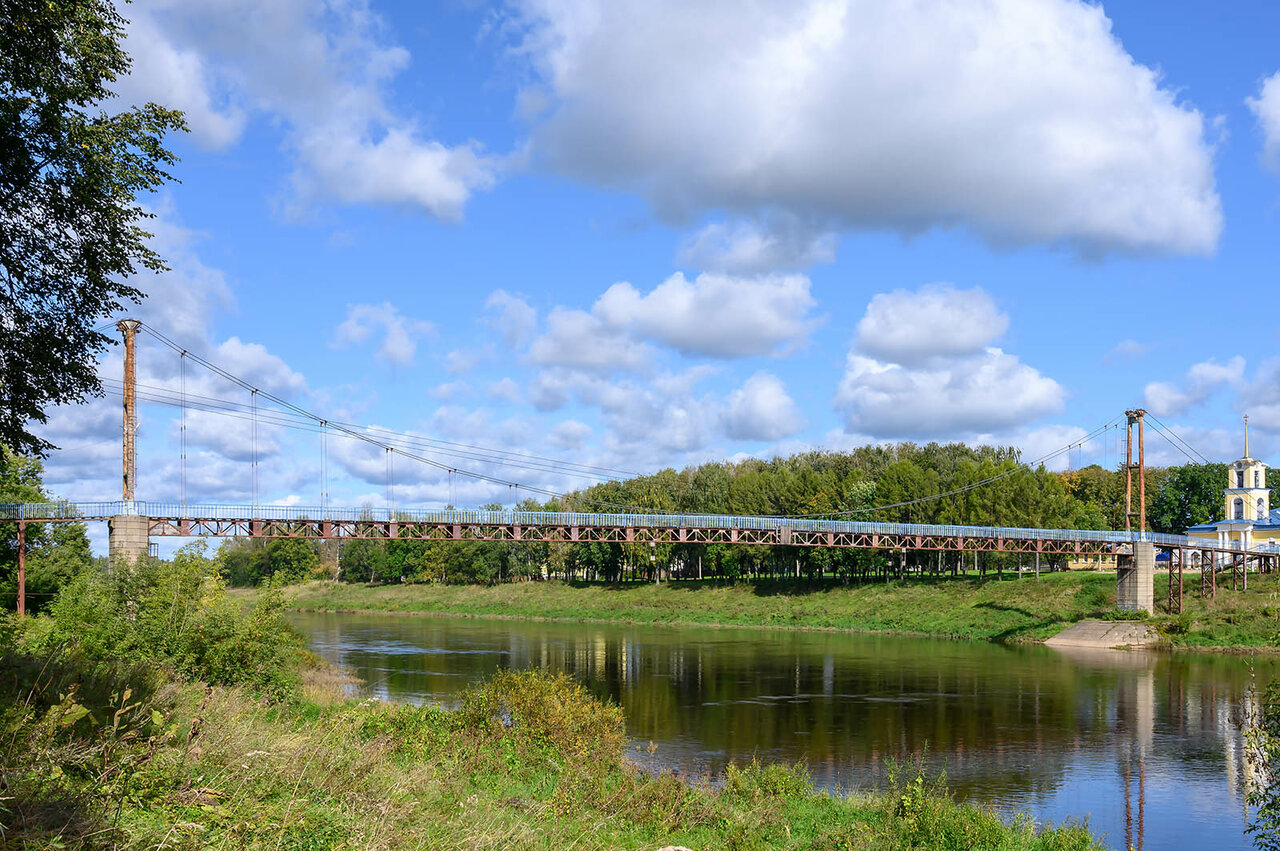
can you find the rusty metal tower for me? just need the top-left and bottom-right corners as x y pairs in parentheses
(118, 319), (141, 501)
(1124, 409), (1147, 534)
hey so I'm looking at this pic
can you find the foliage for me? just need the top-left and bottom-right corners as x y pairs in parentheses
(0, 0), (185, 455)
(48, 541), (303, 698)
(218, 536), (322, 587)
(0, 445), (92, 611)
(331, 447), (1230, 588)
(457, 669), (626, 769)
(1150, 463), (1228, 533)
(1249, 682), (1280, 850)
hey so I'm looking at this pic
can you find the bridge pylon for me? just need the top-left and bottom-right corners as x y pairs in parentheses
(108, 319), (150, 565)
(1117, 541), (1154, 614)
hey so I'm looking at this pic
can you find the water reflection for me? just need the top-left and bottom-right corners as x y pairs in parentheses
(295, 613), (1273, 851)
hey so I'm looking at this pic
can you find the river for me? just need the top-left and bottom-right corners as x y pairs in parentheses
(293, 611), (1276, 851)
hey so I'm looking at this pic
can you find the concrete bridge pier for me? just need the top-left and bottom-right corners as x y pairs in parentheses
(108, 514), (150, 566)
(1117, 541), (1155, 614)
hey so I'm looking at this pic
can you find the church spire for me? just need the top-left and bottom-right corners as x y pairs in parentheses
(1245, 413), (1251, 458)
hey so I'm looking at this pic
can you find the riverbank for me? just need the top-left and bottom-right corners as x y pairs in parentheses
(276, 570), (1280, 649)
(1, 630), (1102, 850)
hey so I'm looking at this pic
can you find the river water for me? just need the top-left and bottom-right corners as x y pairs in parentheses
(293, 611), (1276, 851)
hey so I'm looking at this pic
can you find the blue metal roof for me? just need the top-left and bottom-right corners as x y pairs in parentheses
(1187, 507), (1280, 532)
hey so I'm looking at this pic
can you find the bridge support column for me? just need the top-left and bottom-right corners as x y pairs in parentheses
(1117, 542), (1154, 614)
(109, 515), (150, 566)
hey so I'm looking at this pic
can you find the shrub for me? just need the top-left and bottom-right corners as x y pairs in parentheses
(1248, 682), (1280, 850)
(46, 541), (303, 699)
(458, 669), (625, 769)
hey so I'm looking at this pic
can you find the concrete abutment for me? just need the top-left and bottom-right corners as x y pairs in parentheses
(1116, 541), (1155, 614)
(108, 514), (150, 566)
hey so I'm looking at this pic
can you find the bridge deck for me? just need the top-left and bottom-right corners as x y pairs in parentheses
(0, 501), (1269, 557)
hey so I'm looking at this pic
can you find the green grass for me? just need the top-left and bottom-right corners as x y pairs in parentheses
(1, 651), (1102, 850)
(274, 569), (1280, 649)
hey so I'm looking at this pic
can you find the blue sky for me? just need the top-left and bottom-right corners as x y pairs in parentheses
(35, 0), (1280, 521)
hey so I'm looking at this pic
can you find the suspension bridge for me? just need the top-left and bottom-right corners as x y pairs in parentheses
(4, 320), (1274, 617)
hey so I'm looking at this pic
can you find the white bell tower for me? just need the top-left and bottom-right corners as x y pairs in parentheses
(1225, 414), (1268, 522)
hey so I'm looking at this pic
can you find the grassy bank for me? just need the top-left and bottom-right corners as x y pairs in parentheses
(1, 645), (1101, 850)
(278, 569), (1280, 649)
(2, 545), (1104, 849)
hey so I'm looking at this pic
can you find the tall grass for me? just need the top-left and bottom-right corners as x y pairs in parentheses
(0, 547), (1105, 849)
(0, 650), (1102, 849)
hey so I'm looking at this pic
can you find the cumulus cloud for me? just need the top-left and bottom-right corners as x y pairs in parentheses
(486, 291), (538, 349)
(489, 378), (522, 404)
(677, 217), (836, 274)
(529, 308), (654, 372)
(595, 272), (817, 358)
(1105, 338), (1150, 363)
(505, 0), (1220, 255)
(332, 303), (434, 367)
(547, 419), (592, 449)
(1142, 356), (1245, 417)
(119, 0), (497, 219)
(836, 284), (1062, 438)
(1248, 71), (1280, 171)
(855, 285), (1008, 366)
(528, 272), (817, 369)
(836, 351), (1064, 437)
(723, 373), (805, 441)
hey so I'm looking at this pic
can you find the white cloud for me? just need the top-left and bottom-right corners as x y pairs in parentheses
(332, 303), (434, 367)
(1105, 338), (1149, 363)
(486, 290), (538, 348)
(529, 308), (653, 372)
(120, 0), (497, 219)
(855, 285), (1008, 366)
(1247, 71), (1280, 171)
(212, 337), (308, 395)
(528, 271), (816, 368)
(1142, 355), (1245, 417)
(116, 10), (246, 148)
(973, 424), (1088, 472)
(445, 347), (492, 375)
(723, 373), (805, 441)
(429, 381), (470, 402)
(594, 272), (817, 358)
(547, 419), (592, 449)
(677, 218), (836, 274)
(489, 378), (522, 403)
(506, 0), (1221, 255)
(836, 350), (1064, 438)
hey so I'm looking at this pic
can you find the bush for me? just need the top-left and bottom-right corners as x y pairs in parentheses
(1249, 682), (1280, 850)
(46, 541), (303, 700)
(458, 669), (626, 769)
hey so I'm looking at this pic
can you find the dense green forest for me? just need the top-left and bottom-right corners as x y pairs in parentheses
(220, 443), (1253, 588)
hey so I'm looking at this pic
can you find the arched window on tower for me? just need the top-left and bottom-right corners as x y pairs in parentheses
(1259, 497), (1267, 521)
(1256, 470), (1262, 488)
(1238, 470), (1246, 488)
(1234, 497), (1245, 520)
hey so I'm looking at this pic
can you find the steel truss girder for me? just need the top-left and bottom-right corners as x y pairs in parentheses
(146, 516), (1131, 556)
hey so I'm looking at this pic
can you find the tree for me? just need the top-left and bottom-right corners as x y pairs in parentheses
(0, 444), (90, 609)
(1149, 463), (1227, 534)
(1, 0), (185, 455)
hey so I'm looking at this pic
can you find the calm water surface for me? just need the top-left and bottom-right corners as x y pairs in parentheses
(293, 611), (1276, 851)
